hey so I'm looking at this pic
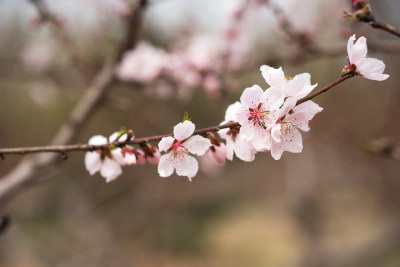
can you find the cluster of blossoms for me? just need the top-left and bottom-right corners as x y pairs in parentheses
(85, 34), (389, 181)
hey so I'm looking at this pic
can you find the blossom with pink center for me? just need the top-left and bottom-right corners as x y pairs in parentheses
(235, 84), (284, 151)
(84, 133), (127, 182)
(218, 102), (257, 162)
(270, 98), (323, 160)
(158, 121), (211, 180)
(116, 41), (168, 83)
(346, 34), (389, 81)
(260, 65), (317, 100)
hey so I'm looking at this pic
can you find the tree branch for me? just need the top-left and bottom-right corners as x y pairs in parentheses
(0, 1), (148, 204)
(0, 73), (354, 157)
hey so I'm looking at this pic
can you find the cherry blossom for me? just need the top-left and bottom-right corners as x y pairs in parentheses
(346, 34), (389, 81)
(270, 98), (323, 160)
(116, 41), (168, 83)
(218, 102), (257, 162)
(207, 143), (227, 166)
(260, 65), (317, 100)
(84, 133), (128, 183)
(158, 121), (211, 180)
(235, 84), (284, 151)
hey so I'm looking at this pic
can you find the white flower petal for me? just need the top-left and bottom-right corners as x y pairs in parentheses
(251, 126), (271, 151)
(282, 127), (303, 153)
(278, 97), (297, 118)
(185, 135), (211, 156)
(234, 136), (256, 162)
(100, 157), (123, 182)
(158, 154), (175, 177)
(173, 120), (195, 141)
(224, 138), (235, 161)
(271, 141), (284, 160)
(263, 86), (285, 110)
(111, 148), (125, 165)
(175, 154), (198, 180)
(357, 57), (389, 81)
(88, 135), (108, 146)
(240, 84), (264, 108)
(238, 123), (254, 141)
(84, 151), (102, 175)
(293, 100), (323, 121)
(223, 101), (242, 122)
(158, 136), (175, 152)
(347, 34), (367, 65)
(260, 65), (285, 87)
(286, 73), (317, 99)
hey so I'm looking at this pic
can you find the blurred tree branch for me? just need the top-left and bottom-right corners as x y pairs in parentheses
(0, 0), (148, 204)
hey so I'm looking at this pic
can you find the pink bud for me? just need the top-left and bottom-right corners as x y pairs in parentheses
(147, 147), (160, 165)
(133, 149), (146, 165)
(207, 143), (227, 166)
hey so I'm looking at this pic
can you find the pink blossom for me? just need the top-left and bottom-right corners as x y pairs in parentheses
(121, 148), (136, 165)
(145, 145), (161, 165)
(218, 102), (257, 162)
(158, 121), (211, 180)
(270, 98), (323, 160)
(116, 41), (168, 83)
(133, 149), (146, 165)
(84, 134), (125, 182)
(235, 84), (284, 151)
(346, 34), (389, 81)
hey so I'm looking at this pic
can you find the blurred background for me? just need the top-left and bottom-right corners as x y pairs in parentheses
(1, 0), (400, 266)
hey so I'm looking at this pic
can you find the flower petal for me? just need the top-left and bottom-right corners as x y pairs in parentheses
(185, 135), (211, 156)
(158, 136), (175, 152)
(84, 151), (102, 175)
(282, 126), (303, 153)
(88, 135), (108, 146)
(278, 97), (297, 118)
(234, 135), (256, 162)
(263, 86), (285, 110)
(347, 34), (367, 65)
(223, 101), (242, 122)
(357, 57), (389, 81)
(271, 141), (284, 160)
(173, 120), (195, 141)
(240, 84), (264, 108)
(158, 154), (175, 177)
(271, 124), (282, 143)
(207, 143), (226, 165)
(111, 148), (125, 165)
(285, 73), (317, 99)
(175, 154), (198, 180)
(260, 65), (285, 87)
(251, 126), (271, 151)
(100, 157), (123, 182)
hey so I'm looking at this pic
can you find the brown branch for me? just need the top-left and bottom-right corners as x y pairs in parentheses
(0, 73), (354, 157)
(0, 1), (148, 204)
(370, 21), (400, 39)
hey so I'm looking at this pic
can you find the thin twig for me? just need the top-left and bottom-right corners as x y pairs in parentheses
(0, 73), (353, 156)
(370, 21), (400, 39)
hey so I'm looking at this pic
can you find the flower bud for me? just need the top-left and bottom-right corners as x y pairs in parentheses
(352, 0), (368, 9)
(208, 143), (227, 166)
(122, 148), (136, 165)
(133, 149), (146, 165)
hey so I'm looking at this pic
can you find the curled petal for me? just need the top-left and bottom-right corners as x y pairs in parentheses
(347, 34), (367, 65)
(174, 120), (195, 141)
(100, 157), (123, 183)
(158, 154), (174, 177)
(271, 124), (282, 143)
(278, 97), (297, 118)
(286, 73), (317, 99)
(158, 136), (175, 152)
(185, 135), (211, 156)
(260, 65), (285, 87)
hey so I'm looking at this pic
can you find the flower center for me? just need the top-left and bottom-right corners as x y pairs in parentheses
(248, 103), (270, 130)
(171, 140), (188, 157)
